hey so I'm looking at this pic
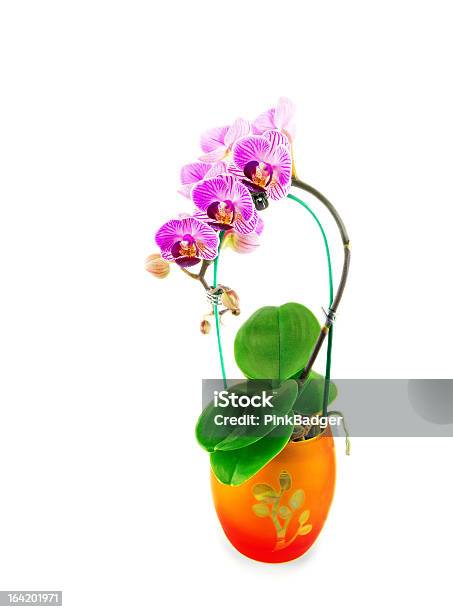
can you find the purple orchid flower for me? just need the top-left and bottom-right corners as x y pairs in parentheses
(178, 160), (227, 198)
(252, 97), (296, 141)
(224, 211), (264, 253)
(229, 130), (292, 201)
(199, 118), (250, 163)
(155, 217), (219, 268)
(191, 174), (258, 235)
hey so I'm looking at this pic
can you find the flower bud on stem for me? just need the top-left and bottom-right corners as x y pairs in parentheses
(145, 254), (170, 279)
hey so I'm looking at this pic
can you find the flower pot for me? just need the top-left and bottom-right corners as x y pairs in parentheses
(210, 430), (336, 563)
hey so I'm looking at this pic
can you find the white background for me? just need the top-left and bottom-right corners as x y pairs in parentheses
(1, 1), (452, 611)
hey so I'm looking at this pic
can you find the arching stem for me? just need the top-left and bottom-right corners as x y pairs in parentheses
(291, 177), (351, 383)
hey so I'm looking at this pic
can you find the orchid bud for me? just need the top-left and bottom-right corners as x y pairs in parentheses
(222, 288), (240, 311)
(200, 319), (211, 335)
(145, 253), (170, 279)
(231, 308), (241, 316)
(229, 231), (260, 254)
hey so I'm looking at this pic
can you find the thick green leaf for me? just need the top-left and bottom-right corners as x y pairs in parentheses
(196, 380), (297, 453)
(195, 380), (264, 452)
(214, 380), (298, 451)
(210, 414), (294, 486)
(293, 371), (338, 416)
(234, 303), (320, 380)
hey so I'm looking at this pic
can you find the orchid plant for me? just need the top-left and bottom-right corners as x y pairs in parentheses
(146, 98), (351, 485)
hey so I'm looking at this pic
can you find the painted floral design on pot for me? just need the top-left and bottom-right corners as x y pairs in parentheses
(251, 469), (313, 551)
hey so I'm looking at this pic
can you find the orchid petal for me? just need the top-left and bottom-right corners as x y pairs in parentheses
(179, 161), (226, 199)
(177, 184), (193, 199)
(205, 161), (228, 178)
(177, 257), (201, 268)
(200, 125), (229, 153)
(232, 136), (271, 170)
(226, 162), (244, 178)
(273, 144), (292, 186)
(199, 147), (227, 163)
(255, 213), (264, 235)
(196, 241), (218, 260)
(160, 249), (174, 262)
(155, 219), (184, 252)
(264, 129), (291, 153)
(224, 118), (250, 148)
(180, 162), (212, 185)
(268, 181), (291, 201)
(180, 217), (219, 258)
(274, 97), (296, 133)
(192, 176), (226, 212)
(284, 122), (296, 141)
(231, 181), (255, 220)
(233, 206), (258, 234)
(252, 108), (275, 135)
(191, 208), (211, 224)
(192, 175), (253, 221)
(267, 145), (292, 200)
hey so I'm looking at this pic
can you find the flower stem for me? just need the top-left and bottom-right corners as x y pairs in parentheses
(180, 259), (210, 290)
(287, 192), (334, 431)
(213, 232), (227, 388)
(287, 193), (334, 305)
(291, 178), (351, 385)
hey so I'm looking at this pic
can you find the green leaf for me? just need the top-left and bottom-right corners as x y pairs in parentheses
(252, 503), (270, 517)
(210, 414), (295, 486)
(195, 380), (266, 452)
(252, 483), (278, 502)
(293, 371), (338, 416)
(290, 489), (304, 510)
(279, 470), (292, 491)
(214, 380), (298, 451)
(234, 303), (321, 380)
(298, 524), (312, 535)
(278, 505), (291, 519)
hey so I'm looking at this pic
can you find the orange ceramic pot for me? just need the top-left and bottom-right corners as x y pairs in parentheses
(211, 431), (336, 563)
